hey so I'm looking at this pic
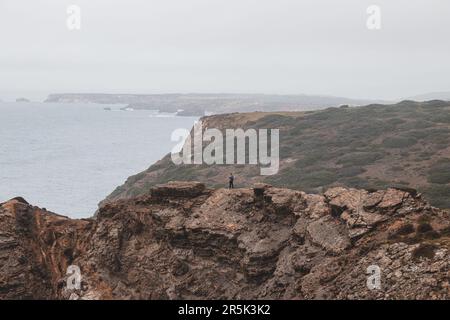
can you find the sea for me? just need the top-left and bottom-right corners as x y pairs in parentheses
(0, 102), (197, 218)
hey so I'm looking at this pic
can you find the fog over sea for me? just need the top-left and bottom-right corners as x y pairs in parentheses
(0, 102), (197, 218)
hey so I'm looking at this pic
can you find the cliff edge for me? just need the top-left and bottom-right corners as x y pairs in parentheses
(1, 183), (449, 299)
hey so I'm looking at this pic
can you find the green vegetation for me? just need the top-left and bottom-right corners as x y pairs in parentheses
(337, 152), (383, 166)
(427, 159), (450, 184)
(382, 136), (418, 149)
(423, 184), (450, 208)
(266, 167), (338, 193)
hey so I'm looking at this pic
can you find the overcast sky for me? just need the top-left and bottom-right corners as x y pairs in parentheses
(0, 0), (449, 101)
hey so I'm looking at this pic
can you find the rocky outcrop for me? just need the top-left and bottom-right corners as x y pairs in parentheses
(1, 183), (449, 300)
(0, 198), (91, 299)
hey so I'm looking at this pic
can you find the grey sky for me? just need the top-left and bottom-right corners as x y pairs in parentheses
(0, 0), (449, 101)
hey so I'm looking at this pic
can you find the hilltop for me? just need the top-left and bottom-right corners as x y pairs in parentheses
(105, 100), (450, 208)
(408, 92), (450, 102)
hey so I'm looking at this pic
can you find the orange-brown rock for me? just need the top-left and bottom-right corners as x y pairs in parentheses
(1, 183), (449, 300)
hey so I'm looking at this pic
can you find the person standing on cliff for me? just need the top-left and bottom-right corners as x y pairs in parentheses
(228, 173), (235, 189)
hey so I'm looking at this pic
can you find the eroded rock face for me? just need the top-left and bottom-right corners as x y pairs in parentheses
(306, 216), (351, 254)
(0, 198), (91, 299)
(1, 183), (449, 300)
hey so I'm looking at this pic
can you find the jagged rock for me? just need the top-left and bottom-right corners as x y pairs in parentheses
(263, 187), (306, 216)
(304, 194), (330, 219)
(1, 196), (29, 205)
(324, 187), (416, 239)
(292, 217), (308, 241)
(253, 183), (271, 198)
(325, 187), (368, 212)
(307, 216), (351, 254)
(378, 188), (409, 210)
(150, 181), (206, 198)
(0, 183), (449, 300)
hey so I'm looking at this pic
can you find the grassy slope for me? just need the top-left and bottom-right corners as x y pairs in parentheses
(105, 100), (450, 208)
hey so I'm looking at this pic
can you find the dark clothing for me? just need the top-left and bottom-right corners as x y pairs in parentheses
(228, 175), (234, 189)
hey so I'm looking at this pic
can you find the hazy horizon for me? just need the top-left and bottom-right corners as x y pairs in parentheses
(2, 90), (450, 104)
(1, 0), (449, 102)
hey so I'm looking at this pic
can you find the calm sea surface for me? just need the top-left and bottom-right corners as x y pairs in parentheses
(0, 102), (197, 218)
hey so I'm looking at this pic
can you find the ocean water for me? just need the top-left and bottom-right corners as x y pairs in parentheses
(0, 102), (197, 218)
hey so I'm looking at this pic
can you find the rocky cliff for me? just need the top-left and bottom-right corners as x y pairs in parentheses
(1, 183), (449, 300)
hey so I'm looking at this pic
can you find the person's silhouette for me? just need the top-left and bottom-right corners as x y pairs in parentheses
(228, 173), (234, 189)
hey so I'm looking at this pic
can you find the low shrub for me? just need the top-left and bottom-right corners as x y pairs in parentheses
(382, 136), (418, 148)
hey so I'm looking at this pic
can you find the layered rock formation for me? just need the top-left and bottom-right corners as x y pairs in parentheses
(1, 183), (449, 300)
